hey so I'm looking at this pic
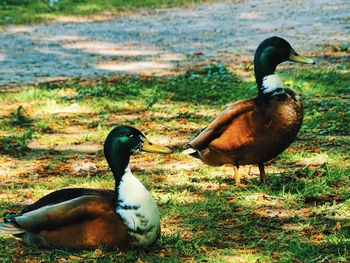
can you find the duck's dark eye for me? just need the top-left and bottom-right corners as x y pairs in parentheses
(125, 132), (134, 138)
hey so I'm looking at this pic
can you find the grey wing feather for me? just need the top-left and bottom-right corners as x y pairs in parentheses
(14, 195), (113, 232)
(0, 222), (25, 235)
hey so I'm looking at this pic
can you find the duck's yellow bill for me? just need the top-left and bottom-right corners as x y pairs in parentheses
(289, 52), (315, 64)
(142, 139), (173, 154)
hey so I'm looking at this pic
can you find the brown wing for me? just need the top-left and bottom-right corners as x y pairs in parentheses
(21, 188), (114, 214)
(189, 99), (255, 150)
(14, 194), (114, 233)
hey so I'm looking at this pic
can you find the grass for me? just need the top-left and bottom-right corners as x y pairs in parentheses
(0, 0), (207, 25)
(0, 54), (349, 262)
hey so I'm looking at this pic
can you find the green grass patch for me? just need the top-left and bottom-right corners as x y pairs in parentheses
(0, 63), (349, 261)
(0, 0), (208, 25)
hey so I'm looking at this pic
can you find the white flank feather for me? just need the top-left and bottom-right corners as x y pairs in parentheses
(116, 166), (160, 247)
(182, 148), (197, 155)
(262, 74), (283, 94)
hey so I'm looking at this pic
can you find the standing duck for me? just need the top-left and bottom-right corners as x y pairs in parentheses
(185, 37), (314, 186)
(0, 126), (172, 249)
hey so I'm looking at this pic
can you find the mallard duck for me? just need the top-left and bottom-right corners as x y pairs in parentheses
(0, 126), (172, 249)
(185, 36), (314, 186)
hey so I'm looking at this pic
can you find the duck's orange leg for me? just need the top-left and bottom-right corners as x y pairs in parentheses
(258, 163), (267, 184)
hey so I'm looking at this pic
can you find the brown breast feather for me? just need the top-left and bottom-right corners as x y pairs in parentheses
(189, 99), (255, 150)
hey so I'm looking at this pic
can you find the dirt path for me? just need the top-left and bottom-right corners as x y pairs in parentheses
(0, 0), (349, 86)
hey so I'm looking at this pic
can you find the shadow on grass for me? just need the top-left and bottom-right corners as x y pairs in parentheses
(1, 179), (348, 262)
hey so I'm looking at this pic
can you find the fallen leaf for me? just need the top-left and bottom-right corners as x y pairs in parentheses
(226, 197), (238, 203)
(200, 246), (208, 253)
(227, 234), (240, 241)
(93, 248), (103, 257)
(311, 233), (324, 242)
(333, 222), (342, 232)
(24, 190), (33, 198)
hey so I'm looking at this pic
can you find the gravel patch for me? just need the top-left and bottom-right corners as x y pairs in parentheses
(0, 0), (349, 85)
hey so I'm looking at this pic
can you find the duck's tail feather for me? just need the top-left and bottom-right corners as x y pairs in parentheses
(182, 147), (200, 159)
(0, 222), (25, 235)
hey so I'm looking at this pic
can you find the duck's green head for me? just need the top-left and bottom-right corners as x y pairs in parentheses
(104, 126), (172, 165)
(254, 36), (314, 88)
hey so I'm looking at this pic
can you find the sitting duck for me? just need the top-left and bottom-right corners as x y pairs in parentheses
(185, 37), (314, 186)
(0, 126), (172, 249)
